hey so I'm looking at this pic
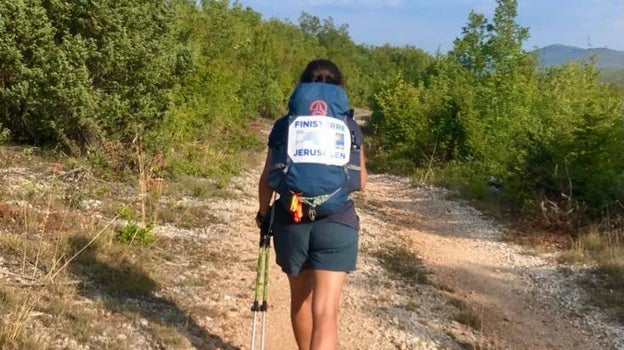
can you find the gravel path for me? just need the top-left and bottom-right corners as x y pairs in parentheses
(2, 146), (623, 349)
(197, 167), (624, 349)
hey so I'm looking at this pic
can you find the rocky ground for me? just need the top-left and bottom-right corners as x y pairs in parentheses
(200, 167), (624, 350)
(1, 142), (623, 349)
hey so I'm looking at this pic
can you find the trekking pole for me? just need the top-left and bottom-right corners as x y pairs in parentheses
(250, 239), (266, 350)
(250, 204), (274, 350)
(250, 226), (271, 350)
(259, 232), (270, 350)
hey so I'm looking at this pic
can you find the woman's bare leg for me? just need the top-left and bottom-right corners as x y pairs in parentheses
(310, 270), (347, 350)
(288, 269), (314, 350)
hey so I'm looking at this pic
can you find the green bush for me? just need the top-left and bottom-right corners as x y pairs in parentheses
(0, 126), (9, 145)
(367, 76), (432, 172)
(510, 62), (624, 213)
(116, 206), (156, 246)
(0, 0), (184, 152)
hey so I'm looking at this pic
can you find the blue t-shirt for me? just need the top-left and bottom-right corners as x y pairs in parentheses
(268, 115), (364, 229)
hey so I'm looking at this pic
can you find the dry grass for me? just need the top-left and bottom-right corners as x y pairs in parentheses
(0, 286), (41, 349)
(0, 144), (234, 349)
(0, 210), (123, 348)
(453, 308), (483, 331)
(445, 298), (502, 350)
(557, 227), (624, 323)
(374, 244), (429, 285)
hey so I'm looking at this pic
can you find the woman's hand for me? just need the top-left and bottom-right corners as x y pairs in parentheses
(255, 211), (265, 229)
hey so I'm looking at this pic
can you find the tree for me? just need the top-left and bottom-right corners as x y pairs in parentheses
(489, 0), (530, 70)
(450, 0), (530, 74)
(451, 11), (490, 75)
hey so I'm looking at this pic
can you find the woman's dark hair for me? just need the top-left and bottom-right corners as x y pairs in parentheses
(299, 59), (343, 86)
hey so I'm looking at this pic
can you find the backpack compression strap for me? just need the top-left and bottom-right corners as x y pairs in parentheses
(289, 186), (343, 222)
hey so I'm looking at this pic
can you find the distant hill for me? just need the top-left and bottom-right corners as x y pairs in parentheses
(536, 44), (624, 84)
(536, 44), (624, 70)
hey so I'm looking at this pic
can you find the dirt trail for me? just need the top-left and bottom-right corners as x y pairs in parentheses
(206, 160), (623, 349)
(360, 175), (621, 349)
(1, 139), (622, 349)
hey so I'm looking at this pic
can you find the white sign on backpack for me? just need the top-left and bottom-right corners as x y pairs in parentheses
(287, 115), (351, 166)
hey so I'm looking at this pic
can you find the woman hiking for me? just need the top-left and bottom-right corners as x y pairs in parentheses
(256, 59), (368, 350)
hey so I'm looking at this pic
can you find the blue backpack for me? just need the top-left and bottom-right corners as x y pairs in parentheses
(268, 83), (362, 222)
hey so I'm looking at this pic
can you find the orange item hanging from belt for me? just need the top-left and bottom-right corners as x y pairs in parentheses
(289, 193), (304, 223)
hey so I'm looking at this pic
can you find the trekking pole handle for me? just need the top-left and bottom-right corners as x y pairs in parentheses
(258, 204), (275, 247)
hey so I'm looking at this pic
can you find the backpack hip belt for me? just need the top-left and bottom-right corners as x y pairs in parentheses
(289, 188), (341, 222)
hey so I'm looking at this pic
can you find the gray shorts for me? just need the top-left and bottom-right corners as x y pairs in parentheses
(272, 221), (359, 276)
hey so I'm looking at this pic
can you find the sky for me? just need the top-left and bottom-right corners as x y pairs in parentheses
(234, 0), (624, 54)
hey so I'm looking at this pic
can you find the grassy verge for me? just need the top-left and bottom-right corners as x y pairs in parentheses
(559, 229), (624, 322)
(0, 122), (265, 349)
(374, 243), (429, 285)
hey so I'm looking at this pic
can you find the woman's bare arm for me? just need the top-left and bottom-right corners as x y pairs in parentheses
(360, 146), (368, 190)
(257, 149), (275, 223)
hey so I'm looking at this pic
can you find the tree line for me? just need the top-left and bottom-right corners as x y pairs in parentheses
(1, 0), (622, 221)
(368, 0), (623, 223)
